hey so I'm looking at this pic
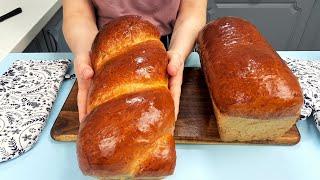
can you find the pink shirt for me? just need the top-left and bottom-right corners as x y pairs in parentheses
(91, 0), (181, 35)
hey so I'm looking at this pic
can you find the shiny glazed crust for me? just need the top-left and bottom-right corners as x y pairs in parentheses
(87, 40), (169, 112)
(198, 17), (303, 119)
(91, 15), (160, 72)
(78, 90), (175, 177)
(77, 16), (176, 178)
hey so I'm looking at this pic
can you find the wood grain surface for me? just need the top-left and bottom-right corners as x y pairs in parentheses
(51, 67), (300, 145)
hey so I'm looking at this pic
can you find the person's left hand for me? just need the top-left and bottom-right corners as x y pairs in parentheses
(167, 50), (184, 120)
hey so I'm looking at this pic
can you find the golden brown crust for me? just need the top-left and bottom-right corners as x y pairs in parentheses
(77, 16), (176, 178)
(77, 89), (175, 177)
(87, 40), (168, 112)
(91, 15), (160, 71)
(198, 17), (303, 119)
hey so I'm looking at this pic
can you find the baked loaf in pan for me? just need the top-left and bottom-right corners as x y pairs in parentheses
(198, 17), (303, 142)
(77, 16), (176, 178)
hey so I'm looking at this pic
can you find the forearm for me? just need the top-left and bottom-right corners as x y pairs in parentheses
(62, 0), (98, 57)
(63, 17), (98, 56)
(169, 0), (207, 61)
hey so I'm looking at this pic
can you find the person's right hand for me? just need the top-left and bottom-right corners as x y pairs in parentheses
(74, 53), (94, 122)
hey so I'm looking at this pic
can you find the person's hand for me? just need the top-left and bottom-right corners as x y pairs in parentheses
(167, 51), (184, 120)
(74, 53), (94, 122)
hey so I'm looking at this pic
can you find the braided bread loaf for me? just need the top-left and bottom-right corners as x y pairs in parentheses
(77, 16), (176, 178)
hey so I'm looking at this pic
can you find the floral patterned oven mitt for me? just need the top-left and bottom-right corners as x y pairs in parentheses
(0, 60), (70, 162)
(284, 58), (320, 132)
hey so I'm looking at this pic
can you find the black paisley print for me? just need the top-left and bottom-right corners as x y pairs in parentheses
(284, 58), (320, 132)
(0, 60), (70, 162)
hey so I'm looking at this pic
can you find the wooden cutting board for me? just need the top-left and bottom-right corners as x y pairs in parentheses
(51, 67), (300, 145)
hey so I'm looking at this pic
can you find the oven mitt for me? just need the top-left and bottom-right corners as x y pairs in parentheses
(284, 58), (320, 132)
(0, 59), (70, 162)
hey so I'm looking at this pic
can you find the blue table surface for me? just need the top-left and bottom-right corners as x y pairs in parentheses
(0, 52), (320, 180)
